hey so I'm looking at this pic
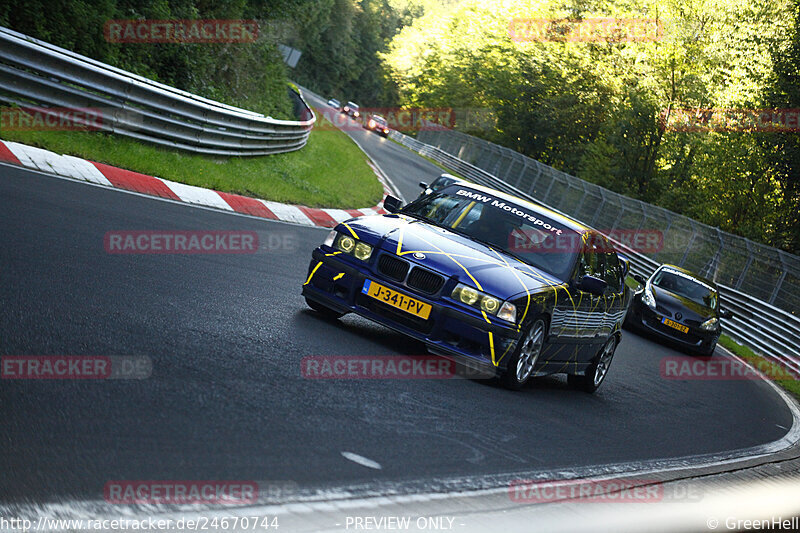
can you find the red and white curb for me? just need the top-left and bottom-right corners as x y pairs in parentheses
(0, 139), (392, 227)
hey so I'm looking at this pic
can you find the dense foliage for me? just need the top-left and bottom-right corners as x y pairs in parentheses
(381, 0), (800, 254)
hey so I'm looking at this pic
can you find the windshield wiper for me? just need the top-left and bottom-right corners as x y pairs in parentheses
(401, 212), (441, 227)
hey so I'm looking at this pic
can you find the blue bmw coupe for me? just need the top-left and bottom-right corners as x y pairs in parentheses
(302, 182), (632, 392)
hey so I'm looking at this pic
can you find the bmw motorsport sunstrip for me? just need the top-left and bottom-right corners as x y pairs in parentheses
(302, 183), (633, 392)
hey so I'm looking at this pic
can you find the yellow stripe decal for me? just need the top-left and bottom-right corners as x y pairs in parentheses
(488, 331), (496, 366)
(342, 223), (358, 239)
(396, 226), (404, 255)
(303, 261), (323, 286)
(333, 273), (345, 281)
(452, 201), (476, 228)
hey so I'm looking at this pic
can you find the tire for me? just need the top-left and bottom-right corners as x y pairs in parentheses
(568, 336), (617, 393)
(499, 318), (547, 391)
(305, 297), (345, 319)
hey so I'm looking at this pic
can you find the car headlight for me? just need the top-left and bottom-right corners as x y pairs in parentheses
(323, 229), (337, 247)
(368, 120), (375, 128)
(336, 235), (355, 253)
(451, 283), (516, 322)
(354, 242), (373, 261)
(642, 283), (657, 310)
(354, 111), (359, 117)
(333, 233), (373, 261)
(700, 317), (719, 331)
(497, 301), (517, 322)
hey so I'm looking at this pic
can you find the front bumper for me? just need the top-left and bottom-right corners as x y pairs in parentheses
(628, 298), (720, 352)
(302, 248), (522, 374)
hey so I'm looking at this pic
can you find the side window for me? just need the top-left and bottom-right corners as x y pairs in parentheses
(578, 236), (603, 278)
(604, 252), (623, 293)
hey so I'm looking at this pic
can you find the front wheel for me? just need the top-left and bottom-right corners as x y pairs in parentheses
(499, 318), (547, 390)
(568, 336), (617, 393)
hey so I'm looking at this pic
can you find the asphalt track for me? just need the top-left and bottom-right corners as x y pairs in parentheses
(0, 115), (794, 506)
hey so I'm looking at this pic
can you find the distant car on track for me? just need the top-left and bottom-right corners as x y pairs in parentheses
(342, 101), (360, 118)
(327, 98), (341, 109)
(418, 174), (468, 198)
(302, 182), (633, 392)
(365, 114), (389, 137)
(625, 264), (733, 356)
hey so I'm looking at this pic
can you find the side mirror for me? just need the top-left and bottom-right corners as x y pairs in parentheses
(720, 308), (734, 320)
(576, 275), (608, 296)
(620, 258), (631, 279)
(419, 181), (428, 190)
(383, 195), (403, 213)
(632, 273), (646, 285)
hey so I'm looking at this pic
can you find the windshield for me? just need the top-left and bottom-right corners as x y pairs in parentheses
(401, 188), (580, 281)
(372, 116), (386, 125)
(652, 269), (718, 309)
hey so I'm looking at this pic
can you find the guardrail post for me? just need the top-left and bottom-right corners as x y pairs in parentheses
(770, 253), (789, 305)
(679, 221), (698, 267)
(735, 240), (754, 290)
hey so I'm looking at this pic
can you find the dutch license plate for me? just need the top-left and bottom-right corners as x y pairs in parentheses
(362, 279), (431, 319)
(662, 317), (689, 334)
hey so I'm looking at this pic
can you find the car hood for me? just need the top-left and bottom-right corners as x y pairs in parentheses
(652, 287), (716, 323)
(341, 214), (566, 299)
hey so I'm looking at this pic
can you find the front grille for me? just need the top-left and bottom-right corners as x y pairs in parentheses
(407, 267), (445, 295)
(378, 254), (409, 282)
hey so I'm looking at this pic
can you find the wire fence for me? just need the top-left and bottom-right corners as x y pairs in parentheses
(415, 128), (800, 317)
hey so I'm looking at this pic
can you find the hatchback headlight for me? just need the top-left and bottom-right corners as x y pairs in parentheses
(334, 233), (373, 261)
(451, 283), (516, 322)
(700, 317), (719, 331)
(642, 283), (657, 310)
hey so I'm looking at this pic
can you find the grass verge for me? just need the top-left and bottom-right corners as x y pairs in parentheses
(719, 334), (800, 400)
(1, 115), (384, 209)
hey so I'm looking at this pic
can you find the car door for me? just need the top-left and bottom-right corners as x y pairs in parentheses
(601, 245), (626, 340)
(575, 234), (608, 362)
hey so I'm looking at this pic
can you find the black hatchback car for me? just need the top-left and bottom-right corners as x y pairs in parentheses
(625, 264), (733, 356)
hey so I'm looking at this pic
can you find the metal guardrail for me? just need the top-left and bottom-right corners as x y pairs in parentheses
(0, 26), (315, 156)
(390, 130), (800, 375)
